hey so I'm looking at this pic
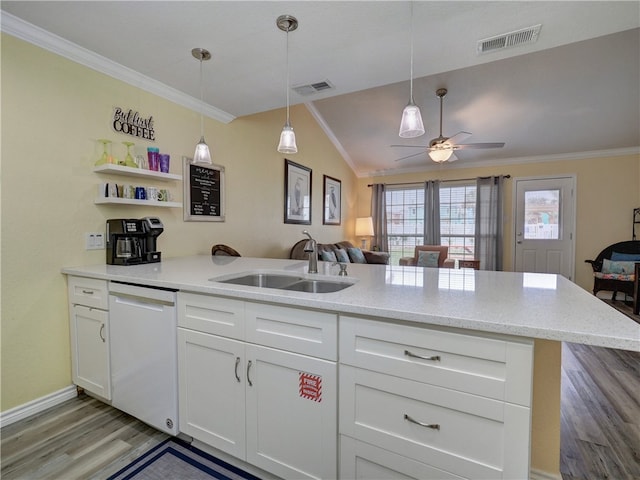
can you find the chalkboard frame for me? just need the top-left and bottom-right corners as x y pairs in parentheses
(182, 156), (225, 222)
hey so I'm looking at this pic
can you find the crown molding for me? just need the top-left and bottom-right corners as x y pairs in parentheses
(1, 12), (235, 124)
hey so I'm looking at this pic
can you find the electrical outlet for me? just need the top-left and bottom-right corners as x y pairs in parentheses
(85, 232), (105, 250)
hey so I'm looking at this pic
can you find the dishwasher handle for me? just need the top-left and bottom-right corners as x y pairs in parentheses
(110, 291), (175, 308)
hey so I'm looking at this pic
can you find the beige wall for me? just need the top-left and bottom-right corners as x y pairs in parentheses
(0, 34), (357, 410)
(356, 154), (640, 290)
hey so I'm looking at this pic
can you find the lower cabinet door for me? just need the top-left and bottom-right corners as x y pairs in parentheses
(340, 436), (466, 480)
(70, 305), (110, 399)
(177, 328), (246, 459)
(245, 344), (337, 480)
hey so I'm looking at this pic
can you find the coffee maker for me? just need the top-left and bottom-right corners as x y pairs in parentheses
(106, 217), (163, 265)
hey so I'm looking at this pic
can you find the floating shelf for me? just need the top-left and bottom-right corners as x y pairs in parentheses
(94, 164), (182, 182)
(95, 197), (182, 208)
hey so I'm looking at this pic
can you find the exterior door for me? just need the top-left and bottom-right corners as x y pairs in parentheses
(514, 176), (576, 280)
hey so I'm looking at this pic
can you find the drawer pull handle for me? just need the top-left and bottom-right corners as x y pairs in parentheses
(404, 414), (440, 430)
(99, 324), (106, 343)
(82, 290), (94, 295)
(235, 357), (241, 382)
(404, 350), (441, 362)
(247, 360), (253, 387)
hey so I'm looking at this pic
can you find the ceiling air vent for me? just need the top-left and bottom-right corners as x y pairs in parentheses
(292, 80), (334, 96)
(477, 24), (541, 54)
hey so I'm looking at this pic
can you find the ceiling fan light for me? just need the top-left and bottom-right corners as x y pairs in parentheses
(399, 102), (425, 138)
(429, 148), (453, 163)
(277, 123), (298, 154)
(193, 136), (212, 164)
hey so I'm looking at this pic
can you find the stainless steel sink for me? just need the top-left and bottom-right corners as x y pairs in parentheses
(211, 272), (354, 293)
(282, 279), (353, 293)
(215, 273), (304, 289)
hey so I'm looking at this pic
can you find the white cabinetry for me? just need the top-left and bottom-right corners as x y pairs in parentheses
(67, 276), (110, 400)
(178, 293), (337, 480)
(339, 316), (534, 480)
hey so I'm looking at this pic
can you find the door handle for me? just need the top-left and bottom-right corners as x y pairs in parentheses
(99, 323), (106, 343)
(247, 360), (253, 386)
(234, 357), (241, 382)
(517, 240), (523, 244)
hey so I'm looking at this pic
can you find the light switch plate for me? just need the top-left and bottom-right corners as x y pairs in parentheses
(85, 232), (105, 250)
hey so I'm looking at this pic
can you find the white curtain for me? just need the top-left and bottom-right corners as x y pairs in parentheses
(475, 176), (505, 271)
(370, 183), (388, 252)
(423, 180), (441, 245)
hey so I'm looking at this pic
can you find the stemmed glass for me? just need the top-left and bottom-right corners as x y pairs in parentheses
(95, 139), (112, 166)
(122, 141), (137, 168)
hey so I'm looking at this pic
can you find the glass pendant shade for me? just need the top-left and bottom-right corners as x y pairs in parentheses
(193, 136), (212, 164)
(277, 122), (298, 154)
(399, 101), (425, 138)
(429, 148), (453, 163)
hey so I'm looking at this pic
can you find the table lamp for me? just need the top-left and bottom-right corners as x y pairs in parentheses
(355, 217), (374, 249)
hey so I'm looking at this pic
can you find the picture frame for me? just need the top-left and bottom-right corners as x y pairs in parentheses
(323, 175), (341, 225)
(183, 156), (225, 222)
(284, 159), (312, 224)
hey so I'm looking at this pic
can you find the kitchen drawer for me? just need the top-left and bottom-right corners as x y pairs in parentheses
(339, 315), (533, 406)
(339, 366), (531, 480)
(340, 436), (465, 480)
(67, 276), (108, 310)
(245, 302), (337, 361)
(178, 292), (244, 340)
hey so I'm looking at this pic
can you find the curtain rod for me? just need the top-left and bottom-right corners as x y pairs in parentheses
(367, 174), (511, 187)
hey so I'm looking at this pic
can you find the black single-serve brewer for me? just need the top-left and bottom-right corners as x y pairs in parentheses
(106, 217), (163, 265)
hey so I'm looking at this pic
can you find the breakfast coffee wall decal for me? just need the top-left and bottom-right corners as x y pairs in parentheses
(112, 107), (156, 141)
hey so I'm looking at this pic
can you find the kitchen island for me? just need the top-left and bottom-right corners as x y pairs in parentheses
(63, 255), (640, 480)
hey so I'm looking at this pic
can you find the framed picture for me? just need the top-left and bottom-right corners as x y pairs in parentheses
(284, 159), (312, 224)
(183, 156), (225, 222)
(323, 175), (341, 225)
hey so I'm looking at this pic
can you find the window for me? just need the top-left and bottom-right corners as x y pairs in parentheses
(385, 183), (476, 264)
(439, 184), (476, 259)
(385, 187), (424, 265)
(524, 189), (560, 239)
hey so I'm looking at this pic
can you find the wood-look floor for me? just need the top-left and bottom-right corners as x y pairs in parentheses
(2, 341), (638, 480)
(0, 393), (168, 479)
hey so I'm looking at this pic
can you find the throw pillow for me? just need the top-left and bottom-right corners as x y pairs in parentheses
(319, 250), (337, 262)
(610, 252), (640, 262)
(334, 248), (350, 263)
(602, 259), (637, 274)
(417, 250), (440, 268)
(347, 247), (367, 264)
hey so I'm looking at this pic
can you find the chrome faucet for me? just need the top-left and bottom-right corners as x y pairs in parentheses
(302, 230), (318, 274)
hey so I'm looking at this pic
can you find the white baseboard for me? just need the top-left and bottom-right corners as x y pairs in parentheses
(0, 385), (77, 428)
(530, 468), (563, 480)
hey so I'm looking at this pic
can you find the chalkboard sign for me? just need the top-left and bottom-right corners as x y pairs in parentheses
(183, 156), (225, 222)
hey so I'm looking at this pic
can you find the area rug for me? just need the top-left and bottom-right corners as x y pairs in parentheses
(107, 438), (262, 480)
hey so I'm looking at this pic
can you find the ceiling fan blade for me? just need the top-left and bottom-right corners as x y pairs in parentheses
(394, 151), (426, 162)
(454, 142), (505, 150)
(448, 152), (459, 162)
(390, 144), (429, 148)
(445, 131), (472, 145)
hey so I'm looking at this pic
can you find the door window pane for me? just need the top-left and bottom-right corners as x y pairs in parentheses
(524, 189), (560, 239)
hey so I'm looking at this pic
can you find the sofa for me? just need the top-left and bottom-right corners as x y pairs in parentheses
(290, 240), (390, 265)
(399, 245), (456, 268)
(585, 240), (640, 314)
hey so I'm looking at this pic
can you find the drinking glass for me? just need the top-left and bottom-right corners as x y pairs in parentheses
(122, 141), (137, 168)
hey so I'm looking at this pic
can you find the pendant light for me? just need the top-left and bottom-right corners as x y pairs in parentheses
(192, 47), (212, 165)
(398, 2), (425, 138)
(277, 15), (298, 154)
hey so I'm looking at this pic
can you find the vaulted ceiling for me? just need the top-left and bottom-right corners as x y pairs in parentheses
(2, 1), (639, 176)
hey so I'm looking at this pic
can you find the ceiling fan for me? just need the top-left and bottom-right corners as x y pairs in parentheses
(392, 88), (505, 163)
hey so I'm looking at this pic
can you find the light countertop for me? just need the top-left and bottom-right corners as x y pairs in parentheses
(62, 255), (640, 352)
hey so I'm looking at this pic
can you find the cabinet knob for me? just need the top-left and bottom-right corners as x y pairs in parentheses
(247, 360), (253, 387)
(99, 324), (106, 343)
(235, 357), (241, 382)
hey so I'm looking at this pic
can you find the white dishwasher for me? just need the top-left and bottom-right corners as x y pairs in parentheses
(109, 281), (178, 435)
